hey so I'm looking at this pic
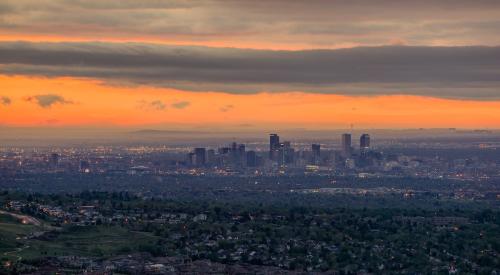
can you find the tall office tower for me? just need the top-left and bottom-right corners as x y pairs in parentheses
(238, 144), (246, 164)
(269, 134), (280, 159)
(194, 148), (206, 166)
(276, 145), (285, 165)
(312, 144), (321, 164)
(341, 133), (352, 157)
(187, 152), (195, 166)
(312, 144), (321, 158)
(206, 149), (216, 165)
(238, 144), (246, 155)
(49, 153), (59, 168)
(246, 151), (257, 167)
(230, 142), (238, 163)
(280, 141), (294, 164)
(360, 134), (371, 149)
(286, 148), (295, 164)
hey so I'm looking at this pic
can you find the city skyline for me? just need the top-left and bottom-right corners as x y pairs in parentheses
(0, 2), (498, 273)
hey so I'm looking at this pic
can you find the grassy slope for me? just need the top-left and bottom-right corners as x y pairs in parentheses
(0, 214), (39, 255)
(1, 214), (158, 261)
(18, 226), (159, 259)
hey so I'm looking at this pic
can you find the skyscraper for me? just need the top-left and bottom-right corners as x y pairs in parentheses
(281, 141), (294, 164)
(360, 134), (371, 149)
(206, 149), (216, 164)
(187, 152), (195, 166)
(312, 144), (321, 164)
(238, 144), (246, 165)
(246, 151), (257, 167)
(341, 133), (352, 157)
(194, 148), (206, 166)
(312, 144), (321, 158)
(231, 142), (238, 162)
(269, 134), (280, 159)
(49, 153), (59, 168)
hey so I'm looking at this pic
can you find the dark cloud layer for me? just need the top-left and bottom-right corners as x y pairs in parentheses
(2, 1), (500, 48)
(1, 42), (500, 99)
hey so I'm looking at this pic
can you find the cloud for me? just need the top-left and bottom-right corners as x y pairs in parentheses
(1, 42), (500, 99)
(1, 1), (500, 49)
(150, 100), (166, 110)
(220, 104), (234, 112)
(138, 99), (190, 110)
(1, 96), (11, 106)
(25, 94), (73, 108)
(138, 99), (167, 111)
(171, 101), (190, 109)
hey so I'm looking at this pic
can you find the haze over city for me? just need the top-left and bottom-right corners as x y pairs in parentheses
(0, 1), (499, 274)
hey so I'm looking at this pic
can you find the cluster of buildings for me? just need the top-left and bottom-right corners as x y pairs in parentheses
(186, 132), (372, 169)
(1, 132), (498, 180)
(4, 200), (209, 228)
(1, 194), (496, 274)
(187, 142), (261, 168)
(19, 254), (297, 274)
(180, 133), (499, 180)
(6, 200), (102, 226)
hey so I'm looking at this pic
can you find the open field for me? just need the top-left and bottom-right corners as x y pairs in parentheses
(1, 213), (158, 262)
(0, 214), (41, 261)
(18, 225), (160, 259)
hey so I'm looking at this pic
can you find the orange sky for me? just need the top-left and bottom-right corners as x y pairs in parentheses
(1, 75), (499, 129)
(1, 1), (500, 129)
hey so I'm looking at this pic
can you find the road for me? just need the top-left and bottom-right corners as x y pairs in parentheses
(0, 210), (42, 226)
(3, 245), (30, 261)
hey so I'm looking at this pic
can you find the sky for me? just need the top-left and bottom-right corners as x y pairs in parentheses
(1, 0), (500, 129)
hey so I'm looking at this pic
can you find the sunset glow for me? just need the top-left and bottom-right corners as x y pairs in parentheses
(1, 75), (499, 129)
(1, 0), (499, 129)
